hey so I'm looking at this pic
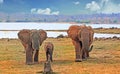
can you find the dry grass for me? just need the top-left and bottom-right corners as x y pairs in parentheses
(0, 38), (120, 74)
(94, 28), (120, 34)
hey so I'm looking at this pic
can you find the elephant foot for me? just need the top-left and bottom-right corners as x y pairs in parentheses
(82, 58), (87, 61)
(51, 60), (53, 62)
(34, 61), (39, 64)
(75, 59), (82, 62)
(82, 57), (87, 61)
(26, 62), (34, 65)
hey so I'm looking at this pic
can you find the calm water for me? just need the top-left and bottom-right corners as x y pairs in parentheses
(0, 31), (120, 38)
(0, 22), (120, 38)
(1, 22), (120, 30)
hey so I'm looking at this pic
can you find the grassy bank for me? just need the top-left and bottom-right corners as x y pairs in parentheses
(0, 38), (120, 74)
(1, 28), (120, 34)
(94, 28), (120, 34)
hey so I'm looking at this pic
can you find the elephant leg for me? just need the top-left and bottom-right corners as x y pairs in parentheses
(82, 50), (85, 59)
(86, 51), (89, 57)
(79, 47), (83, 61)
(34, 50), (39, 63)
(26, 45), (33, 65)
(46, 52), (48, 61)
(82, 48), (87, 60)
(46, 51), (52, 62)
(73, 40), (82, 62)
(50, 52), (53, 62)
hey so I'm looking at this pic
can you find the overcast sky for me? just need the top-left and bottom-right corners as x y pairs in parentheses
(0, 0), (120, 15)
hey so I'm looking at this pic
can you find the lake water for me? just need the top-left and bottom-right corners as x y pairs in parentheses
(0, 31), (120, 38)
(0, 22), (120, 38)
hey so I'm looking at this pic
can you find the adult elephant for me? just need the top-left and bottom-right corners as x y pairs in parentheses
(18, 29), (47, 65)
(67, 25), (94, 62)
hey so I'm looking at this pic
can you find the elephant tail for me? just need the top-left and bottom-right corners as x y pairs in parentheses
(88, 45), (93, 52)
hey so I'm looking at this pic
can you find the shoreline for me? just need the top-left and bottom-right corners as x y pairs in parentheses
(1, 36), (120, 41)
(0, 28), (120, 34)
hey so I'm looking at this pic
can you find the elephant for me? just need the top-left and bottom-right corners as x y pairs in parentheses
(18, 29), (47, 65)
(67, 25), (94, 62)
(43, 61), (53, 74)
(44, 42), (54, 62)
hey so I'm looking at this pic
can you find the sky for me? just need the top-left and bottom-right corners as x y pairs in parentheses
(0, 0), (120, 15)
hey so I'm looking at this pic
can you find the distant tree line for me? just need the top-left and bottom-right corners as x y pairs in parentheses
(0, 13), (120, 24)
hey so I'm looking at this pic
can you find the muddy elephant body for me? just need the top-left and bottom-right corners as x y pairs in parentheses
(18, 29), (47, 65)
(44, 42), (54, 62)
(67, 25), (94, 62)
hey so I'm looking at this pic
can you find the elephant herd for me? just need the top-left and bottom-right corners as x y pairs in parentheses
(18, 25), (94, 65)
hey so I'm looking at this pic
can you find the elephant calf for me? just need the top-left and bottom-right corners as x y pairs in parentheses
(43, 61), (53, 74)
(18, 29), (47, 65)
(44, 42), (54, 62)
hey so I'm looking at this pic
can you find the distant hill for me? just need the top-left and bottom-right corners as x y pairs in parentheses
(0, 13), (120, 24)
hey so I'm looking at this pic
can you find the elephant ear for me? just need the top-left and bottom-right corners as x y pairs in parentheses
(18, 29), (30, 44)
(18, 29), (31, 49)
(67, 25), (80, 40)
(31, 30), (40, 50)
(77, 29), (82, 41)
(39, 29), (47, 45)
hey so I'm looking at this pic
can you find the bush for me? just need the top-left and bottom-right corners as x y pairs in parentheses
(56, 34), (64, 38)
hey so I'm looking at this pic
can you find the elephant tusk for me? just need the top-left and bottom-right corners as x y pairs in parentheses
(88, 45), (93, 52)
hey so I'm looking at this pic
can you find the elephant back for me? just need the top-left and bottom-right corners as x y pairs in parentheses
(30, 30), (40, 50)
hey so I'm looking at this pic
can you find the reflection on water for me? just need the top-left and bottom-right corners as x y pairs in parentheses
(0, 31), (120, 38)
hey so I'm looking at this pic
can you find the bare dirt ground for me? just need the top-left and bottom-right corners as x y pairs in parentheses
(0, 38), (120, 74)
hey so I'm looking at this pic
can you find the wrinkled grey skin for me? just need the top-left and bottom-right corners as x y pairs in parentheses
(18, 29), (47, 65)
(44, 42), (54, 62)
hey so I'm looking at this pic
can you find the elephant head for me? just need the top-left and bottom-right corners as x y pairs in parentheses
(18, 29), (47, 65)
(77, 25), (91, 59)
(67, 25), (94, 62)
(77, 25), (93, 52)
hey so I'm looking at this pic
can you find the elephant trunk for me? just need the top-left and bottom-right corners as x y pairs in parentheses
(81, 31), (89, 52)
(31, 30), (40, 50)
(80, 28), (93, 53)
(32, 39), (40, 50)
(82, 38), (89, 52)
(82, 37), (93, 52)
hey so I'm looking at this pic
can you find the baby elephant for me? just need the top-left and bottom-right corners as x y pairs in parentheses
(44, 42), (54, 62)
(43, 61), (53, 74)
